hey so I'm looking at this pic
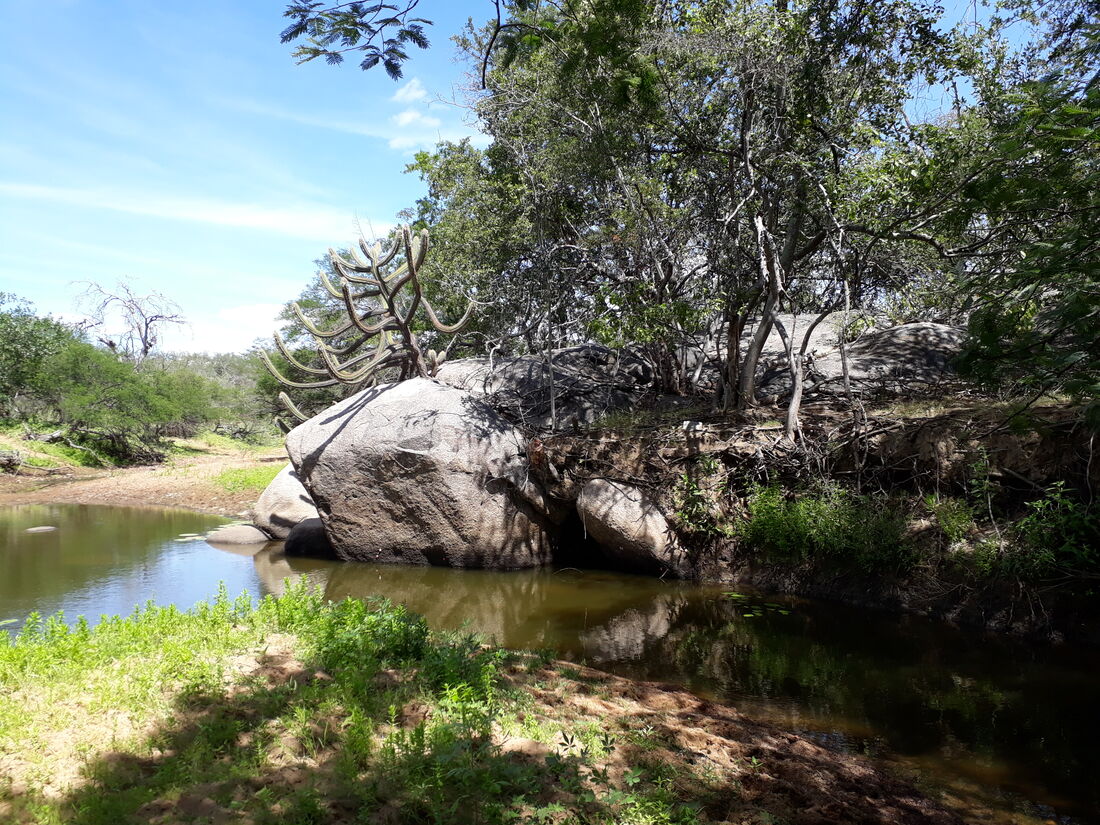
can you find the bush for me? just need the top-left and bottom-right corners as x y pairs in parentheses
(1010, 482), (1100, 579)
(740, 484), (912, 573)
(34, 342), (219, 463)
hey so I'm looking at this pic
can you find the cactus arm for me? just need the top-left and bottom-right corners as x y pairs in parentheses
(273, 331), (331, 376)
(317, 266), (349, 299)
(421, 296), (474, 334)
(259, 350), (341, 389)
(278, 391), (311, 422)
(291, 301), (357, 339)
(329, 247), (371, 275)
(331, 256), (384, 293)
(364, 233), (402, 268)
(318, 339), (400, 384)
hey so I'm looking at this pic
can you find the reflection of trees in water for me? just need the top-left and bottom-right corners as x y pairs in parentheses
(601, 595), (1100, 811)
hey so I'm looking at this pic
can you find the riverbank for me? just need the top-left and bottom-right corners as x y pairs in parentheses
(0, 586), (984, 825)
(0, 433), (286, 516)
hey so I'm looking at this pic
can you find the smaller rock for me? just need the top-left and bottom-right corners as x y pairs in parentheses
(284, 517), (337, 558)
(577, 479), (686, 575)
(205, 524), (272, 546)
(252, 464), (319, 540)
(24, 526), (57, 533)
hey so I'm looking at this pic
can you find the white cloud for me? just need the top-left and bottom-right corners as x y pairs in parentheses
(391, 77), (427, 103)
(225, 97), (484, 153)
(161, 302), (289, 354)
(393, 109), (442, 128)
(0, 182), (376, 242)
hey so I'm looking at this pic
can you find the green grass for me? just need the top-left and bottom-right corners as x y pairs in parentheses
(212, 464), (283, 494)
(0, 585), (710, 825)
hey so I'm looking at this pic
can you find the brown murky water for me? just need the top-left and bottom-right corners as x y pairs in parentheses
(3, 503), (1098, 823)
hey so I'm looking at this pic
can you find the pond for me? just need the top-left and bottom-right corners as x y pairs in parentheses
(2, 503), (1097, 823)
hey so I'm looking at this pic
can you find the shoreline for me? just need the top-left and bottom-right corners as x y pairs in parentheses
(0, 448), (286, 517)
(0, 588), (994, 825)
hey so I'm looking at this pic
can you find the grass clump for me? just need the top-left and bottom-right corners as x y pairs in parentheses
(0, 583), (709, 825)
(212, 464), (283, 493)
(739, 484), (912, 574)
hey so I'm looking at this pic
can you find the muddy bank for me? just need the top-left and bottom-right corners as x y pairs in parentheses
(0, 449), (285, 516)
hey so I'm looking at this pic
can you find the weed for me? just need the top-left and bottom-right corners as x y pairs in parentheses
(673, 455), (732, 537)
(925, 495), (975, 545)
(1011, 482), (1100, 578)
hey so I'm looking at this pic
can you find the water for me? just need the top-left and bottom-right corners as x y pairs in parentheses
(2, 503), (1098, 822)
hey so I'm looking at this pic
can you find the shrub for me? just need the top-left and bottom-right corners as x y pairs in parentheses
(740, 484), (912, 573)
(1010, 482), (1100, 579)
(926, 495), (976, 545)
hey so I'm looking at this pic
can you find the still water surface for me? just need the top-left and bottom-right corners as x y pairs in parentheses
(2, 503), (1098, 822)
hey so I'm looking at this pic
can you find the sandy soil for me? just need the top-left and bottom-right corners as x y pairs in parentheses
(0, 448), (287, 517)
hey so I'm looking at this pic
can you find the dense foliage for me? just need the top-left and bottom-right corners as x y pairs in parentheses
(277, 0), (1098, 424)
(0, 297), (275, 464)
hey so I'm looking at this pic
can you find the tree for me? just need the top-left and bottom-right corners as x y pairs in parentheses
(76, 280), (185, 363)
(951, 22), (1100, 411)
(417, 0), (978, 434)
(0, 294), (75, 417)
(281, 0), (432, 78)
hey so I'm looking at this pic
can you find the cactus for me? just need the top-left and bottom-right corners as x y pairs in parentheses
(261, 226), (472, 428)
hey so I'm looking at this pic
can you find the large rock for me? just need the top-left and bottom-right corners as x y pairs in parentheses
(435, 344), (655, 430)
(576, 479), (686, 576)
(285, 378), (556, 569)
(754, 319), (967, 398)
(253, 464), (318, 539)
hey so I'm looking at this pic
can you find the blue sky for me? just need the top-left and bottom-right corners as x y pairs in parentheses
(0, 0), (487, 352)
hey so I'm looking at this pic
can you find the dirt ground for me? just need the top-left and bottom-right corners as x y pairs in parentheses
(0, 447), (287, 517)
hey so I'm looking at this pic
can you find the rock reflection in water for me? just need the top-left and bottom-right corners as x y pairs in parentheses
(276, 553), (697, 660)
(251, 546), (333, 597)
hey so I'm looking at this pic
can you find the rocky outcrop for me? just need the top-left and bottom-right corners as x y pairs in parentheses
(285, 378), (556, 569)
(576, 479), (686, 576)
(435, 344), (655, 430)
(252, 464), (318, 539)
(755, 319), (966, 399)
